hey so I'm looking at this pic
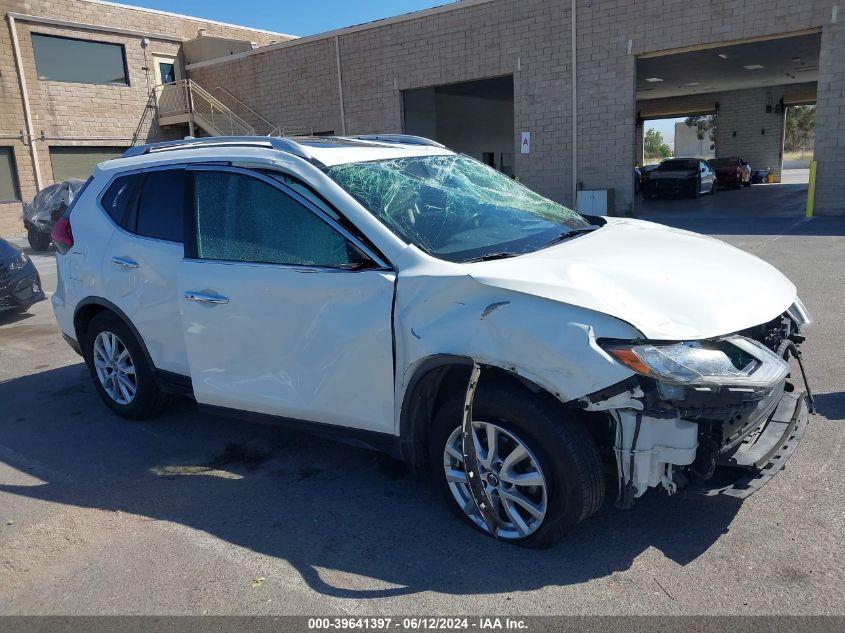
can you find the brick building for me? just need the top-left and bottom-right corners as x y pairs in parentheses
(2, 0), (843, 239)
(0, 0), (292, 236)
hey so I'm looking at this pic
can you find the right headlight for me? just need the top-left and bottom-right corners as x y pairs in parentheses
(600, 335), (788, 388)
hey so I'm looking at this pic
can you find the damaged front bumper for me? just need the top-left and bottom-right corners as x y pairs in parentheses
(579, 315), (812, 508)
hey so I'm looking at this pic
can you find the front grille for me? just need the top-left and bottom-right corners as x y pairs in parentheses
(0, 295), (15, 310)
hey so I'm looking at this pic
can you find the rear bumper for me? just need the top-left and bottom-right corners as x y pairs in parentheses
(692, 389), (808, 499)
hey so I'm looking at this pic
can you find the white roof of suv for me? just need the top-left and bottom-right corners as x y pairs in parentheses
(119, 135), (453, 169)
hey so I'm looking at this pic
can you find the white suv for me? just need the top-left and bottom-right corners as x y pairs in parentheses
(51, 135), (812, 547)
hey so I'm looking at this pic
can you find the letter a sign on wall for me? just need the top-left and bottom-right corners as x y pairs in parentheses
(521, 132), (531, 154)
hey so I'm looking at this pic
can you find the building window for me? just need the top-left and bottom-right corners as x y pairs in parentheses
(49, 147), (127, 182)
(31, 34), (129, 86)
(0, 148), (21, 203)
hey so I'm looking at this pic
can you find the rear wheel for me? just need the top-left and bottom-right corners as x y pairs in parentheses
(429, 386), (604, 548)
(84, 312), (170, 419)
(27, 229), (51, 252)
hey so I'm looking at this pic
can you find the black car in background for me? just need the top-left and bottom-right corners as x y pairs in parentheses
(0, 238), (45, 317)
(641, 158), (717, 199)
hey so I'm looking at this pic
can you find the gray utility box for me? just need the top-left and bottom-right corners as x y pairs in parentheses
(576, 189), (615, 216)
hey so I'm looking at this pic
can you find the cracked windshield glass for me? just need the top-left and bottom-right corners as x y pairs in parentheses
(327, 155), (592, 262)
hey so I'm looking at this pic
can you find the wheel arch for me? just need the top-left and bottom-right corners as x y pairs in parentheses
(398, 355), (572, 469)
(73, 297), (155, 370)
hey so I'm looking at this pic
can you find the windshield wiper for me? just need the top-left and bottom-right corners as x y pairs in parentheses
(464, 252), (520, 262)
(540, 225), (601, 249)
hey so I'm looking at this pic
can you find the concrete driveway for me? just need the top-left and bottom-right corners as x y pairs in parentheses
(0, 216), (843, 616)
(636, 169), (810, 219)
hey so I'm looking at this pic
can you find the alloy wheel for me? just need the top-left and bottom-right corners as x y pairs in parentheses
(443, 421), (548, 539)
(93, 331), (137, 405)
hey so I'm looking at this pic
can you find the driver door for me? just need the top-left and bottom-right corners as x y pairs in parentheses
(178, 166), (396, 433)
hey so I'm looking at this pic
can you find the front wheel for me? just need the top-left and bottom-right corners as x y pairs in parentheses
(84, 312), (171, 419)
(27, 229), (51, 252)
(429, 386), (605, 548)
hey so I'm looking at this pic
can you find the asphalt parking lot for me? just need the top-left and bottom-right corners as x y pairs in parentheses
(1, 213), (843, 616)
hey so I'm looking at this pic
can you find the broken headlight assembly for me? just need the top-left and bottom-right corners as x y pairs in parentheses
(599, 335), (789, 391)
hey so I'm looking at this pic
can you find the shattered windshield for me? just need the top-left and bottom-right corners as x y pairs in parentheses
(326, 155), (591, 262)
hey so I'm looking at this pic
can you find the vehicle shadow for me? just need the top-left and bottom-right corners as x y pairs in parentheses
(0, 364), (743, 599)
(810, 392), (845, 422)
(0, 310), (35, 326)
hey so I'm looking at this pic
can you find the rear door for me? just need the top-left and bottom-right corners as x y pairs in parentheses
(99, 167), (189, 375)
(178, 166), (396, 433)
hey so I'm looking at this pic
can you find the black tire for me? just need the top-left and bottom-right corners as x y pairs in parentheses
(710, 181), (717, 195)
(743, 178), (751, 188)
(687, 179), (700, 198)
(83, 311), (170, 419)
(27, 229), (51, 252)
(428, 385), (604, 548)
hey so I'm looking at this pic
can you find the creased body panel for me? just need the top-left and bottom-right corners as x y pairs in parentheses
(467, 218), (796, 340)
(393, 271), (639, 430)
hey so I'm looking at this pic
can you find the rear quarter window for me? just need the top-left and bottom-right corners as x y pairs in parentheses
(100, 174), (142, 227)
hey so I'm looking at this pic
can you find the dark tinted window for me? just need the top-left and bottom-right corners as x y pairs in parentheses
(32, 34), (128, 85)
(100, 174), (142, 227)
(192, 170), (352, 267)
(657, 159), (699, 172)
(0, 147), (21, 202)
(136, 170), (185, 243)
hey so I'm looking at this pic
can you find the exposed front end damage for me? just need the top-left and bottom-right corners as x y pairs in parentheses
(578, 307), (812, 508)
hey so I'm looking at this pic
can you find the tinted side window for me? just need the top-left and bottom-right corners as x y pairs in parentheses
(192, 170), (352, 267)
(100, 174), (142, 227)
(136, 170), (185, 243)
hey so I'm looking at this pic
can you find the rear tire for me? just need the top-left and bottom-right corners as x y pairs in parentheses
(27, 229), (51, 252)
(83, 312), (170, 419)
(428, 385), (604, 548)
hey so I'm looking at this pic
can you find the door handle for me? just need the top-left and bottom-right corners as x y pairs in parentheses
(184, 291), (229, 305)
(112, 256), (139, 269)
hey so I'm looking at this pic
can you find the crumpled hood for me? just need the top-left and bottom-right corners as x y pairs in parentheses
(467, 218), (796, 340)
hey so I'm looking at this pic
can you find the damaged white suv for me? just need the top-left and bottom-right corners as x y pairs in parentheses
(52, 135), (812, 547)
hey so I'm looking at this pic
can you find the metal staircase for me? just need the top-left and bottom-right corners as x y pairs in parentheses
(153, 79), (313, 139)
(156, 79), (255, 136)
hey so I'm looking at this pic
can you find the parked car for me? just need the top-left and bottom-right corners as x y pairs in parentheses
(641, 158), (716, 199)
(0, 238), (45, 317)
(708, 157), (752, 188)
(22, 178), (86, 251)
(52, 135), (812, 547)
(751, 167), (771, 184)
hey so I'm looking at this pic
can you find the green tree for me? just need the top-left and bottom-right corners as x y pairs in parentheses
(784, 105), (815, 156)
(685, 114), (716, 149)
(644, 128), (672, 160)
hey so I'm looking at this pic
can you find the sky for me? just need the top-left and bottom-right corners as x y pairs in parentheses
(114, 0), (455, 36)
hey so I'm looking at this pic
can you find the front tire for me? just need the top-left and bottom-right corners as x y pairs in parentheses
(27, 229), (51, 252)
(84, 312), (170, 419)
(428, 385), (604, 548)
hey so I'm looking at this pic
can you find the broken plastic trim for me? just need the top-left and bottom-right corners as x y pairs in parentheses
(461, 362), (505, 535)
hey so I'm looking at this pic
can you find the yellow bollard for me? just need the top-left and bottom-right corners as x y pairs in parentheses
(806, 160), (818, 218)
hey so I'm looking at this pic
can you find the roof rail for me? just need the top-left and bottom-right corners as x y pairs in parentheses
(123, 136), (311, 160)
(345, 134), (445, 148)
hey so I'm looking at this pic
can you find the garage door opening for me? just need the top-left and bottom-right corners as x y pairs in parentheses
(403, 76), (514, 176)
(635, 31), (821, 218)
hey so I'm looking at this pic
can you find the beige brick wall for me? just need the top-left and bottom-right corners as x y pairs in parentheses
(0, 0), (292, 237)
(189, 0), (843, 216)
